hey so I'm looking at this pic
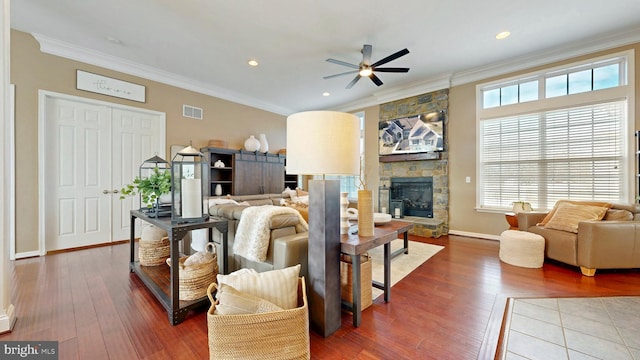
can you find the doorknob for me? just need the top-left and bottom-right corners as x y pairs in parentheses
(103, 190), (110, 194)
(113, 189), (119, 194)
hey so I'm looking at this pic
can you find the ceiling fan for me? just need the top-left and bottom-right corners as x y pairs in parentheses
(324, 44), (410, 89)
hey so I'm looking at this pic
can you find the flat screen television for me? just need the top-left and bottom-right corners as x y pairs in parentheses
(378, 111), (445, 156)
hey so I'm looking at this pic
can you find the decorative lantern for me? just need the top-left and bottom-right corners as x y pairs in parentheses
(138, 154), (171, 217)
(171, 144), (209, 224)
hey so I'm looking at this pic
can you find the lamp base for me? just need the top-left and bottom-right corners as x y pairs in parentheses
(308, 179), (341, 337)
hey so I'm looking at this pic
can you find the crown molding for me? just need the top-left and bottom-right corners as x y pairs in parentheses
(32, 33), (294, 116)
(336, 74), (452, 112)
(33, 25), (640, 115)
(450, 25), (640, 87)
(337, 26), (640, 112)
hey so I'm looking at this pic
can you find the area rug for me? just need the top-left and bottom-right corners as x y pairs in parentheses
(499, 296), (640, 359)
(368, 239), (444, 299)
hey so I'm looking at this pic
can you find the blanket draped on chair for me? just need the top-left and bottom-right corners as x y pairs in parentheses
(233, 205), (308, 262)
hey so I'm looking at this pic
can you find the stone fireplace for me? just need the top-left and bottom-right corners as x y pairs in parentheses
(378, 89), (449, 238)
(389, 177), (433, 218)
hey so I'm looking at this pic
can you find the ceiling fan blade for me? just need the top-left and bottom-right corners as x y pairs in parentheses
(326, 58), (359, 69)
(323, 70), (359, 79)
(371, 48), (410, 67)
(362, 44), (372, 65)
(346, 75), (361, 89)
(372, 67), (410, 73)
(369, 73), (383, 86)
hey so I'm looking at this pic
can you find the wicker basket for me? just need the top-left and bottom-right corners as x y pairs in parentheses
(167, 243), (219, 301)
(206, 277), (310, 360)
(139, 236), (170, 266)
(340, 254), (373, 310)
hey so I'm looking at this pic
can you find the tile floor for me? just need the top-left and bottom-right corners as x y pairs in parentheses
(502, 296), (640, 360)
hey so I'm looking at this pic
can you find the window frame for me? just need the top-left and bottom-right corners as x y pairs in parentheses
(475, 50), (635, 212)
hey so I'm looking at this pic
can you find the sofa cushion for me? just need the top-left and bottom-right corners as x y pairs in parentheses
(210, 203), (249, 220)
(527, 225), (579, 265)
(604, 209), (634, 221)
(544, 202), (608, 233)
(216, 264), (301, 309)
(538, 200), (612, 226)
(270, 214), (300, 229)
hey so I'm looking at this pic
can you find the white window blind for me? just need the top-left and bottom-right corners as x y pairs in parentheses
(479, 100), (626, 210)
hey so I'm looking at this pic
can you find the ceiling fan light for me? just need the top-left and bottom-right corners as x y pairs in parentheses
(359, 67), (372, 77)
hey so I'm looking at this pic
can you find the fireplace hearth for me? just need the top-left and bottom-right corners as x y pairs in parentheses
(389, 177), (433, 218)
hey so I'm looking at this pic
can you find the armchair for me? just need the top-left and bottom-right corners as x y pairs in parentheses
(518, 202), (640, 276)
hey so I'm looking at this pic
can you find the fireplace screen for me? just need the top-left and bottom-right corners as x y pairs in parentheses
(390, 177), (433, 218)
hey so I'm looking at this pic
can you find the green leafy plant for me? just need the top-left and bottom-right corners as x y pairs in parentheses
(120, 167), (171, 208)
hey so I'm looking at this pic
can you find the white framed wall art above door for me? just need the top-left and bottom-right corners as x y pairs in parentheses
(37, 90), (166, 254)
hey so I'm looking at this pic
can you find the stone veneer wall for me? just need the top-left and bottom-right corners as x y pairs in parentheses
(379, 89), (449, 236)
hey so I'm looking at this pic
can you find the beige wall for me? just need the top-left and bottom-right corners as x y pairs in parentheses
(448, 43), (640, 237)
(11, 30), (286, 253)
(11, 29), (640, 251)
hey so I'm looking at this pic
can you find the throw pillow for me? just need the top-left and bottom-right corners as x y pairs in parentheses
(295, 188), (309, 197)
(214, 283), (283, 315)
(538, 200), (612, 226)
(544, 202), (608, 233)
(603, 209), (634, 221)
(216, 264), (301, 309)
(207, 198), (239, 208)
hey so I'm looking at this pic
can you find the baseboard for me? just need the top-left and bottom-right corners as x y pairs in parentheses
(448, 229), (501, 241)
(0, 304), (16, 334)
(13, 250), (40, 259)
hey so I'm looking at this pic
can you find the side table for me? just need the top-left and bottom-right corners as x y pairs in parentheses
(129, 210), (229, 325)
(505, 212), (518, 230)
(340, 220), (414, 327)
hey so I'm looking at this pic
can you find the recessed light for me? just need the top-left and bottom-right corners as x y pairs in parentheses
(106, 36), (122, 44)
(322, 92), (330, 97)
(248, 59), (259, 67)
(495, 31), (511, 40)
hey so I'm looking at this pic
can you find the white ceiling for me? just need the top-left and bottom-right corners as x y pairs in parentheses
(10, 0), (640, 115)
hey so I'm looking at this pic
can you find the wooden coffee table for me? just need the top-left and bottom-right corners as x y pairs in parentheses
(340, 220), (414, 327)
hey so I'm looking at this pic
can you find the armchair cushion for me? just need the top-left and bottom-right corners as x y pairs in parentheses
(544, 202), (608, 233)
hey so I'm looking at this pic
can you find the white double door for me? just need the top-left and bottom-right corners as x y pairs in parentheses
(41, 92), (166, 252)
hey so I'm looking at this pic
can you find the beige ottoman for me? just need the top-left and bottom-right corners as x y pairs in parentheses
(499, 230), (545, 268)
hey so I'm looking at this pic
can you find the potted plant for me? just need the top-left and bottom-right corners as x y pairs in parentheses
(511, 201), (532, 213)
(120, 167), (172, 211)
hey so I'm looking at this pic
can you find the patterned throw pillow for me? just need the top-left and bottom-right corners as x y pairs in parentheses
(216, 264), (301, 309)
(544, 202), (608, 233)
(537, 200), (612, 226)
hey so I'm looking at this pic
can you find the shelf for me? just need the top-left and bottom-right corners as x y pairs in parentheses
(129, 210), (229, 325)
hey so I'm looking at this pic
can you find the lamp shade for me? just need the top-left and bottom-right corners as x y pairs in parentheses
(286, 111), (360, 175)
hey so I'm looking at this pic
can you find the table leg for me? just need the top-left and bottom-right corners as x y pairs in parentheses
(169, 229), (180, 325)
(403, 231), (409, 255)
(351, 254), (362, 327)
(222, 230), (229, 275)
(384, 242), (391, 303)
(129, 214), (136, 271)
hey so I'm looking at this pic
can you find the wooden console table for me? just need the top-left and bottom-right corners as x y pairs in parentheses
(129, 210), (229, 325)
(340, 220), (414, 327)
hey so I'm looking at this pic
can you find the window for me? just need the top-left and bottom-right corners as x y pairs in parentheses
(325, 112), (364, 199)
(477, 51), (633, 210)
(481, 57), (625, 108)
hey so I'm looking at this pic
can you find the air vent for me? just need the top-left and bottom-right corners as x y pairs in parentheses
(183, 105), (203, 120)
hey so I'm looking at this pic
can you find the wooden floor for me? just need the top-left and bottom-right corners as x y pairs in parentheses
(3, 234), (640, 359)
